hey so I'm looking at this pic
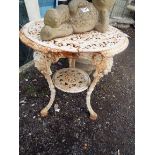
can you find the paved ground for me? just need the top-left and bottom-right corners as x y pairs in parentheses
(19, 27), (135, 155)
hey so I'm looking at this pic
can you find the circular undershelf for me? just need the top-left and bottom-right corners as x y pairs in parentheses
(53, 68), (91, 93)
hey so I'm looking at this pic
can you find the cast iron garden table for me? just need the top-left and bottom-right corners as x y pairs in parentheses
(19, 19), (129, 120)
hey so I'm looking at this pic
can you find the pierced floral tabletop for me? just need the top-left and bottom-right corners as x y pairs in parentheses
(20, 19), (129, 56)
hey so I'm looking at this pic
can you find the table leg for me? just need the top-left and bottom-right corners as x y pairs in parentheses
(86, 54), (113, 120)
(69, 58), (76, 68)
(33, 51), (60, 117)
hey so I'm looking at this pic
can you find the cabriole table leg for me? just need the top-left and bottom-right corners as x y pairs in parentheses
(33, 51), (60, 117)
(86, 54), (113, 120)
(40, 74), (56, 117)
(86, 75), (100, 120)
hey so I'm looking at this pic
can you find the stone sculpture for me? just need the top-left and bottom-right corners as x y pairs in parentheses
(41, 0), (116, 41)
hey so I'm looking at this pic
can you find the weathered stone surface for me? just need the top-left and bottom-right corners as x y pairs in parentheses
(41, 0), (116, 40)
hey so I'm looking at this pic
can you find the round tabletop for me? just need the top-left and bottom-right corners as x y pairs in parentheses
(19, 19), (129, 56)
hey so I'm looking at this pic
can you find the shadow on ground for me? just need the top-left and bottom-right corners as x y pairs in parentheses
(19, 28), (135, 155)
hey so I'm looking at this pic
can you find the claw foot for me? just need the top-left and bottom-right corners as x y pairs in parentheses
(40, 108), (48, 117)
(90, 113), (97, 120)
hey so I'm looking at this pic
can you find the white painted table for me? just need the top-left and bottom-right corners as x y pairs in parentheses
(20, 20), (129, 120)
